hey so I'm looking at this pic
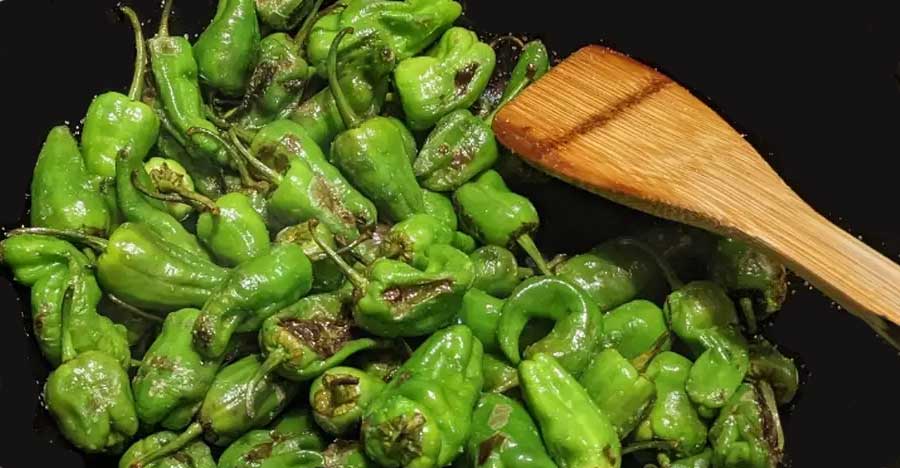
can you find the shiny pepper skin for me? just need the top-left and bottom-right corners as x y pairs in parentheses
(498, 276), (603, 376)
(194, 0), (260, 97)
(133, 308), (225, 431)
(470, 245), (531, 298)
(747, 338), (799, 406)
(193, 243), (313, 359)
(144, 157), (197, 221)
(709, 382), (784, 468)
(455, 170), (539, 250)
(386, 213), (454, 268)
(421, 189), (459, 231)
(256, 0), (314, 31)
(578, 348), (655, 438)
(461, 393), (557, 468)
(155, 131), (225, 200)
(708, 237), (787, 331)
(217, 407), (327, 468)
(310, 366), (387, 436)
(519, 353), (622, 468)
(458, 288), (505, 353)
(324, 440), (375, 468)
(45, 351), (139, 454)
(415, 109), (499, 192)
(197, 192), (272, 267)
(361, 325), (483, 468)
(394, 27), (496, 130)
(30, 126), (111, 236)
(602, 299), (671, 360)
(480, 352), (519, 394)
(120, 432), (216, 468)
(275, 220), (346, 293)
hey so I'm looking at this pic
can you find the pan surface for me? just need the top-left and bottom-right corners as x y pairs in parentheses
(0, 1), (899, 466)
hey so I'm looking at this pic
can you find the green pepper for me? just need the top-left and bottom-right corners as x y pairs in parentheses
(196, 192), (272, 267)
(322, 234), (474, 337)
(1, 235), (130, 369)
(747, 338), (799, 406)
(470, 246), (532, 298)
(45, 351), (138, 454)
(578, 348), (655, 438)
(82, 7), (160, 183)
(481, 352), (519, 394)
(664, 281), (750, 410)
(143, 157), (198, 221)
(98, 294), (162, 358)
(155, 130), (226, 200)
(656, 449), (713, 468)
(421, 189), (458, 231)
(454, 170), (551, 275)
(133, 308), (225, 430)
(241, 119), (378, 241)
(129, 354), (301, 467)
(636, 224), (718, 284)
(498, 276), (602, 376)
(361, 324), (483, 467)
(602, 299), (671, 361)
(458, 288), (505, 353)
(708, 382), (784, 468)
(218, 407), (327, 468)
(30, 126), (111, 236)
(348, 342), (411, 383)
(519, 353), (621, 468)
(306, 0), (462, 77)
(193, 244), (313, 359)
(148, 0), (228, 165)
(194, 0), (260, 97)
(414, 109), (499, 192)
(386, 213), (455, 267)
(324, 440), (374, 468)
(632, 352), (708, 458)
(461, 393), (557, 468)
(311, 366), (387, 436)
(708, 237), (787, 333)
(275, 220), (347, 293)
(394, 27), (495, 130)
(453, 231), (478, 255)
(256, 0), (315, 31)
(120, 432), (216, 468)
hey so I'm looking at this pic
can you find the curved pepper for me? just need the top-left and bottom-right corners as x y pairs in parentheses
(133, 308), (224, 430)
(196, 192), (272, 267)
(481, 352), (519, 394)
(454, 169), (551, 275)
(218, 407), (327, 468)
(194, 0), (260, 97)
(361, 325), (483, 467)
(45, 351), (138, 454)
(498, 276), (603, 376)
(306, 0), (461, 77)
(394, 27), (496, 130)
(747, 338), (799, 406)
(708, 237), (787, 333)
(708, 382), (784, 468)
(193, 243), (313, 359)
(421, 189), (459, 231)
(30, 126), (111, 236)
(470, 246), (532, 298)
(664, 281), (750, 411)
(519, 353), (621, 468)
(458, 288), (505, 353)
(632, 352), (708, 458)
(462, 393), (557, 468)
(602, 299), (671, 361)
(578, 348), (655, 438)
(324, 440), (374, 468)
(311, 366), (387, 436)
(120, 432), (215, 468)
(143, 157), (198, 221)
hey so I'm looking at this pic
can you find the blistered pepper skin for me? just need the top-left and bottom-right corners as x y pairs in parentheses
(194, 0), (260, 97)
(462, 393), (557, 468)
(119, 432), (216, 468)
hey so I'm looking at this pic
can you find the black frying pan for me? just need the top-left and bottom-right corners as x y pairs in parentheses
(1, 1), (899, 467)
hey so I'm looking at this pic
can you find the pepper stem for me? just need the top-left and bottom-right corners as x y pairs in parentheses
(311, 220), (368, 289)
(107, 294), (164, 324)
(298, 338), (378, 380)
(615, 237), (684, 291)
(6, 227), (109, 253)
(134, 170), (220, 215)
(59, 280), (77, 364)
(120, 7), (147, 101)
(157, 0), (175, 38)
(631, 331), (672, 373)
(129, 422), (203, 468)
(227, 129), (283, 186)
(620, 440), (678, 456)
(187, 127), (257, 189)
(516, 234), (552, 277)
(293, 0), (327, 48)
(739, 296), (759, 335)
(244, 350), (288, 418)
(327, 28), (363, 129)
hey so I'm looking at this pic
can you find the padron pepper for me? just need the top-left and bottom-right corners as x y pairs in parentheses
(461, 393), (557, 468)
(45, 351), (139, 454)
(256, 0), (315, 31)
(602, 299), (671, 361)
(193, 243), (313, 359)
(194, 0), (260, 97)
(195, 191), (272, 267)
(30, 126), (111, 236)
(328, 29), (425, 223)
(155, 129), (225, 199)
(578, 348), (655, 439)
(318, 233), (475, 337)
(708, 382), (784, 468)
(310, 366), (388, 436)
(120, 432), (215, 468)
(481, 352), (519, 394)
(349, 342), (411, 383)
(143, 157), (198, 221)
(470, 246), (532, 298)
(747, 338), (799, 406)
(519, 353), (621, 468)
(394, 27), (496, 130)
(421, 189), (459, 231)
(708, 237), (787, 333)
(454, 169), (551, 275)
(655, 449), (713, 468)
(664, 281), (750, 411)
(384, 213), (454, 268)
(133, 308), (225, 431)
(324, 440), (374, 468)
(632, 352), (708, 458)
(458, 288), (505, 353)
(361, 325), (483, 468)
(275, 220), (347, 293)
(217, 407), (327, 468)
(498, 276), (603, 376)
(306, 0), (462, 77)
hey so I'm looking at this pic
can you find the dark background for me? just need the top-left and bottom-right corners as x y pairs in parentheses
(1, 1), (900, 467)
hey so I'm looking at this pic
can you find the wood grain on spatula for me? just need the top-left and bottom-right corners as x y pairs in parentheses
(493, 45), (900, 347)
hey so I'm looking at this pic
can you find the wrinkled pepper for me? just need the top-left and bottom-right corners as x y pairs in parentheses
(217, 407), (327, 468)
(256, 0), (315, 31)
(747, 338), (799, 406)
(196, 192), (272, 267)
(120, 432), (215, 468)
(470, 246), (532, 298)
(275, 220), (346, 293)
(461, 393), (557, 468)
(656, 449), (713, 468)
(708, 382), (784, 468)
(311, 366), (387, 436)
(155, 130), (225, 199)
(384, 213), (455, 268)
(361, 325), (483, 467)
(602, 299), (671, 361)
(324, 440), (374, 468)
(194, 0), (260, 97)
(578, 348), (655, 438)
(143, 157), (198, 221)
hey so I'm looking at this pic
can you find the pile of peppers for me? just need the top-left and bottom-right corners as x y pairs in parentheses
(2, 1), (801, 467)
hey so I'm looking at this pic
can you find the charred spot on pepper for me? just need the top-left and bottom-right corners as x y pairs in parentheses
(375, 411), (427, 464)
(278, 317), (352, 357)
(455, 63), (481, 95)
(382, 279), (454, 313)
(254, 143), (292, 174)
(477, 433), (508, 465)
(310, 177), (358, 226)
(244, 441), (274, 462)
(314, 373), (362, 417)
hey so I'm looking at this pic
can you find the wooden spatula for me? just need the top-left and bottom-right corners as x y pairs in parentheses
(493, 45), (900, 347)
